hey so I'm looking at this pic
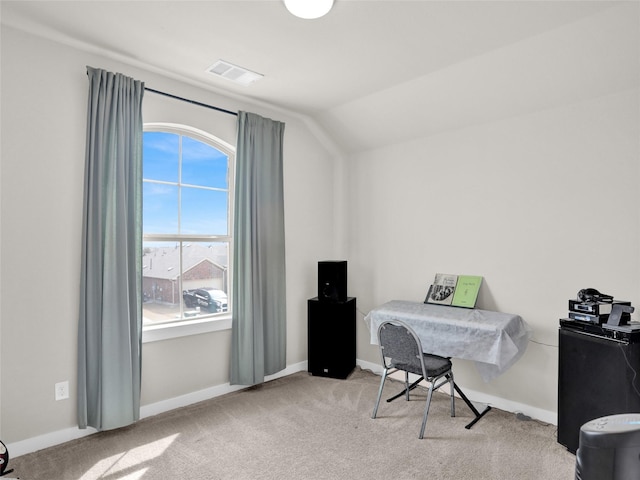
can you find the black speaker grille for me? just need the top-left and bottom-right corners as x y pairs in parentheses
(318, 260), (347, 302)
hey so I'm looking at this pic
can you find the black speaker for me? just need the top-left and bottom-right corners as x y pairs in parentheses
(308, 297), (356, 379)
(318, 260), (347, 303)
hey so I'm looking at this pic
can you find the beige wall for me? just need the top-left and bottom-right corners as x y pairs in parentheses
(350, 88), (640, 416)
(350, 4), (639, 418)
(0, 26), (339, 444)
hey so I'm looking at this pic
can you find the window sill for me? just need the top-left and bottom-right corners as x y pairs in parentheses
(142, 314), (232, 343)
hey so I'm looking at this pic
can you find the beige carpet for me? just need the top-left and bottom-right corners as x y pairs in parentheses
(10, 368), (575, 479)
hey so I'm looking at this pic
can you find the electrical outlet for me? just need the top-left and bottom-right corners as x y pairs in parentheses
(55, 381), (69, 401)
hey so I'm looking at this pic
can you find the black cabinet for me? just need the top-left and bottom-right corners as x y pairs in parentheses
(558, 320), (640, 454)
(308, 297), (356, 379)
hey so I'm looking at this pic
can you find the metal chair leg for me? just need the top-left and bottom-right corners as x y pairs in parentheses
(419, 383), (435, 439)
(372, 368), (388, 419)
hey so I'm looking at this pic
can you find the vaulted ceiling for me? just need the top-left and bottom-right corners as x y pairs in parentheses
(2, 1), (637, 153)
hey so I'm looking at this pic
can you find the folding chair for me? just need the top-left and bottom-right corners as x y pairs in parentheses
(372, 320), (455, 439)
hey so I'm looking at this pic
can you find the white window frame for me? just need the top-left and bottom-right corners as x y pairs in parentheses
(141, 123), (235, 343)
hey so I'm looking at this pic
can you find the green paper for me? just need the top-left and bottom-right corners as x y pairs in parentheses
(451, 275), (483, 308)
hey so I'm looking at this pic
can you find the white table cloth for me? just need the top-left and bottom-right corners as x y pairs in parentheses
(364, 300), (531, 382)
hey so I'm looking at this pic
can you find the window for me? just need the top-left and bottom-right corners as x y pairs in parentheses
(142, 124), (234, 328)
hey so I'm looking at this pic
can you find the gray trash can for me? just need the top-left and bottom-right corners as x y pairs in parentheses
(576, 413), (640, 480)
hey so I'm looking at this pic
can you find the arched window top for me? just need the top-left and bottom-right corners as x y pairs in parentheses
(144, 122), (235, 158)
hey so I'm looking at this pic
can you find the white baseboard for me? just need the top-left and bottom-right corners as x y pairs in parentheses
(6, 425), (99, 459)
(357, 359), (384, 375)
(8, 361), (309, 458)
(141, 360), (308, 418)
(9, 358), (556, 458)
(356, 359), (557, 426)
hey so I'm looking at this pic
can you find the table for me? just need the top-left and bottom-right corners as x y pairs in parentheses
(364, 300), (531, 427)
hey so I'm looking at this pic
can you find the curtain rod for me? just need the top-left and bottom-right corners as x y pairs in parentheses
(145, 87), (238, 117)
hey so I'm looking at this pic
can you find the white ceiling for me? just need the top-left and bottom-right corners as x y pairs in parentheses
(1, 0), (637, 153)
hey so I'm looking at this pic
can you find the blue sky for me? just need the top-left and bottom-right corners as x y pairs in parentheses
(143, 131), (229, 235)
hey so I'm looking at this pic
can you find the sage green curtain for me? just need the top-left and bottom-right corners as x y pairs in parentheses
(231, 111), (286, 386)
(78, 67), (144, 430)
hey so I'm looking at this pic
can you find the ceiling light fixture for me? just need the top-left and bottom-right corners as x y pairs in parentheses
(284, 0), (334, 19)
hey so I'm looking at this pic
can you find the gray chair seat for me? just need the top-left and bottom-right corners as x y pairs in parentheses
(392, 353), (452, 378)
